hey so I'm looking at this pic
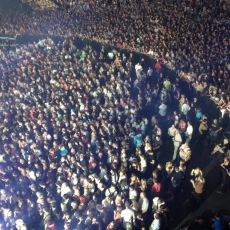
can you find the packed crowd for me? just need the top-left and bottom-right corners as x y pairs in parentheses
(1, 0), (230, 91)
(0, 34), (229, 229)
(0, 0), (230, 229)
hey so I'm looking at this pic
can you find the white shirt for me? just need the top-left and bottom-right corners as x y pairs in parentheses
(121, 208), (134, 227)
(135, 64), (143, 73)
(186, 125), (193, 136)
(152, 197), (160, 212)
(105, 188), (118, 197)
(108, 52), (114, 59)
(129, 189), (138, 200)
(174, 115), (179, 125)
(168, 127), (176, 136)
(111, 173), (118, 184)
(147, 68), (153, 76)
(70, 178), (78, 186)
(139, 198), (149, 212)
(148, 50), (154, 55)
(28, 171), (36, 181)
(80, 103), (85, 111)
(181, 103), (191, 115)
(61, 185), (72, 197)
(159, 104), (167, 116)
(140, 159), (147, 170)
(174, 133), (182, 146)
(151, 218), (161, 230)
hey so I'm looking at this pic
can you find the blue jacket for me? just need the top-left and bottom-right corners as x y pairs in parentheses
(212, 217), (225, 230)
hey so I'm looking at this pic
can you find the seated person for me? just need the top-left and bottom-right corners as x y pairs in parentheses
(211, 138), (230, 155)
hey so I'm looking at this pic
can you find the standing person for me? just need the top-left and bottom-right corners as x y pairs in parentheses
(168, 124), (176, 139)
(172, 129), (182, 161)
(150, 212), (161, 230)
(139, 155), (147, 174)
(197, 118), (209, 147)
(151, 178), (162, 197)
(167, 123), (176, 148)
(120, 201), (135, 229)
(155, 60), (161, 73)
(171, 166), (182, 196)
(138, 192), (149, 221)
(185, 121), (193, 143)
(163, 78), (171, 91)
(134, 212), (145, 230)
(153, 135), (163, 163)
(190, 174), (205, 206)
(181, 101), (191, 121)
(217, 157), (230, 194)
(158, 101), (167, 117)
(134, 133), (142, 148)
(146, 66), (153, 85)
(178, 142), (192, 165)
(190, 167), (203, 178)
(135, 63), (143, 76)
(212, 212), (226, 230)
(210, 119), (222, 145)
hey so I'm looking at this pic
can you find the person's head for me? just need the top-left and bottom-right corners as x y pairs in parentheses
(140, 192), (146, 199)
(213, 119), (218, 124)
(175, 129), (179, 135)
(156, 135), (160, 141)
(71, 201), (78, 209)
(174, 166), (179, 172)
(214, 212), (220, 219)
(179, 160), (185, 166)
(202, 118), (207, 123)
(125, 201), (130, 208)
(154, 212), (160, 219)
(152, 169), (158, 178)
(184, 142), (189, 148)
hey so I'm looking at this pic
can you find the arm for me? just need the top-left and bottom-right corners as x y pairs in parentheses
(190, 179), (195, 188)
(220, 162), (225, 168)
(199, 125), (203, 135)
(185, 154), (191, 162)
(149, 159), (155, 165)
(216, 126), (222, 133)
(190, 169), (195, 176)
(225, 169), (230, 177)
(153, 145), (160, 150)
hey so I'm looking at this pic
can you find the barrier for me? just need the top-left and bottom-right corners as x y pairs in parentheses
(0, 34), (21, 47)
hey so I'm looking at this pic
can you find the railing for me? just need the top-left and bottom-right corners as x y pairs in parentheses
(0, 34), (21, 47)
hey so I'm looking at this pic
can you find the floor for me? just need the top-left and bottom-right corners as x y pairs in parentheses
(166, 134), (230, 230)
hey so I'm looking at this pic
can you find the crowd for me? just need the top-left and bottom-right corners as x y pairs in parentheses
(0, 0), (230, 229)
(0, 35), (229, 229)
(0, 0), (230, 95)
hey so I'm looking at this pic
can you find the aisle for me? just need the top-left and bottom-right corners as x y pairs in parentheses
(169, 140), (230, 229)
